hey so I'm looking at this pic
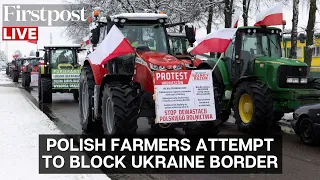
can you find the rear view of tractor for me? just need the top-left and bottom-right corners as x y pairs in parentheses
(20, 56), (42, 89)
(168, 32), (203, 69)
(79, 9), (220, 135)
(10, 58), (22, 82)
(37, 45), (85, 103)
(196, 26), (320, 134)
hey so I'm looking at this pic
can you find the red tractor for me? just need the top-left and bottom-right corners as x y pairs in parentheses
(79, 11), (221, 135)
(20, 56), (42, 88)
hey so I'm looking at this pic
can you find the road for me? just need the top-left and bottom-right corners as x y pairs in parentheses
(21, 85), (320, 180)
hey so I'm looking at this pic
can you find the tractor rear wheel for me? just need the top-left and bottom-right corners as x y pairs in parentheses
(233, 81), (273, 134)
(101, 83), (140, 134)
(79, 67), (95, 133)
(21, 73), (25, 87)
(13, 71), (19, 82)
(24, 73), (31, 88)
(40, 77), (52, 103)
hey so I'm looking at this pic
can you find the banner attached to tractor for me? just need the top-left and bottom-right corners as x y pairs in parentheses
(30, 72), (38, 87)
(51, 69), (80, 89)
(154, 70), (216, 124)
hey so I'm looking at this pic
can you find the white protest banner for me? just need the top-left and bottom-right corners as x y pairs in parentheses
(154, 70), (216, 124)
(30, 72), (38, 87)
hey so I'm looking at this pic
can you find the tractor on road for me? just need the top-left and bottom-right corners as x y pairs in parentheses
(37, 45), (85, 103)
(168, 32), (203, 69)
(10, 58), (22, 82)
(195, 26), (320, 134)
(79, 10), (220, 135)
(20, 56), (42, 89)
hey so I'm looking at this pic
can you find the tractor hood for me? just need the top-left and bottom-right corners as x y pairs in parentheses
(255, 56), (307, 66)
(137, 51), (184, 66)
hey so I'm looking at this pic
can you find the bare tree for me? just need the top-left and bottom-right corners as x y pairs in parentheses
(224, 0), (234, 28)
(290, 0), (299, 59)
(242, 0), (251, 26)
(305, 0), (317, 74)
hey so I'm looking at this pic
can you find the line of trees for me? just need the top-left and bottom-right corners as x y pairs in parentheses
(64, 0), (318, 73)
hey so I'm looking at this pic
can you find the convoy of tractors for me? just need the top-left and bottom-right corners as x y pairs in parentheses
(5, 9), (320, 143)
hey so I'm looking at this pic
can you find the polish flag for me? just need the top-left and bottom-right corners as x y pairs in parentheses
(27, 40), (37, 44)
(191, 28), (237, 55)
(83, 36), (90, 45)
(88, 25), (135, 65)
(254, 3), (283, 26)
(232, 10), (240, 28)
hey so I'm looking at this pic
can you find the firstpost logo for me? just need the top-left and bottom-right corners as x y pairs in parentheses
(2, 4), (89, 41)
(2, 4), (88, 26)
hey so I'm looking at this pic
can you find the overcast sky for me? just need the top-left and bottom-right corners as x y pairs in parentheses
(0, 0), (319, 61)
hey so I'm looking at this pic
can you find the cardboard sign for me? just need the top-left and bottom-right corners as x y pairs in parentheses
(30, 72), (38, 87)
(154, 70), (216, 124)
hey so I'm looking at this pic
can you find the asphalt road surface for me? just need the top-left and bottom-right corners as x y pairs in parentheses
(21, 85), (320, 180)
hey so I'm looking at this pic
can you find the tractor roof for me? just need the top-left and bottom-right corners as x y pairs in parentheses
(43, 44), (82, 48)
(168, 32), (186, 37)
(238, 26), (281, 31)
(111, 13), (168, 21)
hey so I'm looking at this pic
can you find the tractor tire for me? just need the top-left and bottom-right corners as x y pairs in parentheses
(40, 77), (52, 103)
(24, 73), (31, 88)
(184, 87), (221, 136)
(101, 83), (140, 135)
(38, 72), (42, 101)
(73, 91), (79, 102)
(79, 67), (95, 133)
(6, 67), (9, 75)
(13, 71), (19, 82)
(233, 81), (273, 134)
(299, 117), (317, 145)
(21, 73), (25, 87)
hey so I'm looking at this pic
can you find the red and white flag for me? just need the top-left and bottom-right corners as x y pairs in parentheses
(88, 25), (135, 65)
(254, 3), (283, 26)
(83, 36), (90, 45)
(231, 10), (240, 28)
(191, 28), (237, 55)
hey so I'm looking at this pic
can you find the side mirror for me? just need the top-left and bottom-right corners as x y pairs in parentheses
(36, 51), (40, 57)
(91, 24), (100, 44)
(299, 33), (306, 43)
(185, 24), (196, 44)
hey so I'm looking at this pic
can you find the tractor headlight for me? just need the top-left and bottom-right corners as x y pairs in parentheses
(173, 64), (182, 70)
(300, 78), (308, 84)
(149, 63), (166, 70)
(287, 78), (299, 83)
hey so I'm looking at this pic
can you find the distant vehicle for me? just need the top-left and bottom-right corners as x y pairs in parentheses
(292, 103), (320, 145)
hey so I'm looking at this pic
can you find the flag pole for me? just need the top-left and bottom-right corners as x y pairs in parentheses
(211, 52), (224, 72)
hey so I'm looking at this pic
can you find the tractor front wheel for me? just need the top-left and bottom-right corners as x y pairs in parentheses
(13, 71), (19, 82)
(101, 83), (139, 135)
(40, 77), (52, 103)
(233, 81), (273, 134)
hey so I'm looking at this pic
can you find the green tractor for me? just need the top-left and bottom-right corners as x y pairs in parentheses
(37, 45), (85, 103)
(194, 26), (320, 133)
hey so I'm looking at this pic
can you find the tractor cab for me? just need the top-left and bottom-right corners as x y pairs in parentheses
(168, 32), (203, 68)
(20, 56), (42, 88)
(37, 44), (86, 103)
(223, 26), (290, 85)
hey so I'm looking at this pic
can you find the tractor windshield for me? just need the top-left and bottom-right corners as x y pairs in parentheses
(241, 31), (281, 58)
(169, 36), (189, 55)
(50, 49), (76, 67)
(30, 58), (40, 66)
(119, 24), (168, 53)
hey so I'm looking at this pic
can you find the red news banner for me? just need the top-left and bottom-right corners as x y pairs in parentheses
(154, 70), (216, 124)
